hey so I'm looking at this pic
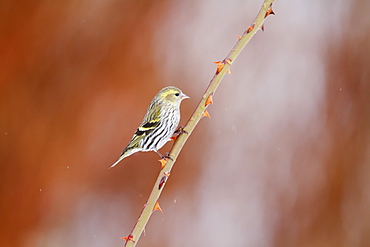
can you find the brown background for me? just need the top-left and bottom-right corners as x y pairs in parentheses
(1, 0), (369, 246)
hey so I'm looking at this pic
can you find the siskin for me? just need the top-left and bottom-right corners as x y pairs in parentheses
(110, 86), (189, 168)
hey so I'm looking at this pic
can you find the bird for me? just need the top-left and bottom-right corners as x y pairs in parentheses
(110, 86), (189, 168)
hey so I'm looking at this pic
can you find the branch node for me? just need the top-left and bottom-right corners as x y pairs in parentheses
(122, 234), (135, 243)
(159, 176), (167, 190)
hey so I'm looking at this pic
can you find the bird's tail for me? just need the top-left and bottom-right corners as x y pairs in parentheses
(109, 147), (136, 169)
(109, 156), (125, 169)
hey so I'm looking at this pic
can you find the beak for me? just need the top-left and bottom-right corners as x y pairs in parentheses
(181, 93), (190, 99)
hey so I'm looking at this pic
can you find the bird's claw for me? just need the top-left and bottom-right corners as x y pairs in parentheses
(162, 152), (173, 161)
(174, 126), (188, 135)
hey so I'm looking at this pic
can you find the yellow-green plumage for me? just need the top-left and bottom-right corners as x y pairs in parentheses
(110, 86), (189, 168)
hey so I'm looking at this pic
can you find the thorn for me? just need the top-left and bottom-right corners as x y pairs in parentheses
(164, 171), (171, 177)
(261, 24), (265, 32)
(122, 234), (134, 242)
(159, 158), (168, 169)
(246, 24), (255, 34)
(170, 136), (177, 141)
(205, 93), (213, 107)
(265, 4), (275, 18)
(226, 69), (231, 74)
(236, 35), (242, 40)
(225, 59), (232, 65)
(153, 201), (163, 213)
(159, 176), (167, 190)
(202, 110), (211, 118)
(217, 64), (224, 73)
(214, 61), (224, 74)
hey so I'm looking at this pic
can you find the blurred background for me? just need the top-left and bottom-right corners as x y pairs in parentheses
(1, 0), (369, 246)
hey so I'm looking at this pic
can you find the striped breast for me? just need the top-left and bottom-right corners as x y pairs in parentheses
(140, 107), (180, 151)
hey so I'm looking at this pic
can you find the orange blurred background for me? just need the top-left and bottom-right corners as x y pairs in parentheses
(1, 0), (369, 246)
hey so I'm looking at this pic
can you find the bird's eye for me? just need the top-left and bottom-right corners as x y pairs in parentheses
(175, 93), (180, 97)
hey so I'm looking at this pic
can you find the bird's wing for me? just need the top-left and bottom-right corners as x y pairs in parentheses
(135, 119), (160, 136)
(110, 118), (161, 168)
(134, 103), (162, 138)
(110, 106), (162, 168)
(122, 118), (160, 153)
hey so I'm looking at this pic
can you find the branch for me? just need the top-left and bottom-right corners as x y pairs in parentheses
(124, 1), (275, 245)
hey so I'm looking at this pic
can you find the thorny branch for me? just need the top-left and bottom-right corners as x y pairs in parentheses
(124, 1), (276, 246)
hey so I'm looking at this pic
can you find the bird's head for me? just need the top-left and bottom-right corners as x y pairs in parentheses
(156, 86), (189, 106)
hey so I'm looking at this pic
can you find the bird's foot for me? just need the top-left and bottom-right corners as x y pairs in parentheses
(161, 152), (173, 161)
(174, 126), (188, 135)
